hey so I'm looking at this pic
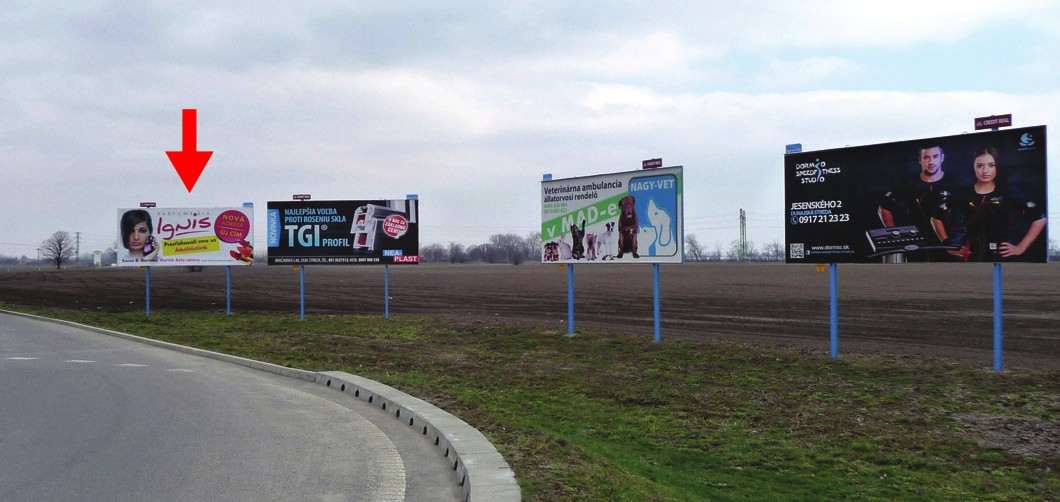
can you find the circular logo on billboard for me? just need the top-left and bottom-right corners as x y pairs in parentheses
(215, 210), (251, 243)
(382, 215), (408, 238)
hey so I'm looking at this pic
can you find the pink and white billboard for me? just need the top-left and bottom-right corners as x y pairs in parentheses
(117, 207), (255, 266)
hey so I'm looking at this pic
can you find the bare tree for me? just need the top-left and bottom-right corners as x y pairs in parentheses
(727, 239), (759, 261)
(685, 234), (704, 261)
(448, 242), (466, 263)
(726, 239), (741, 261)
(765, 240), (783, 261)
(526, 231), (542, 263)
(41, 231), (75, 270)
(421, 243), (448, 263)
(488, 233), (529, 265)
(467, 244), (488, 262)
(103, 247), (118, 266)
(1049, 239), (1060, 261)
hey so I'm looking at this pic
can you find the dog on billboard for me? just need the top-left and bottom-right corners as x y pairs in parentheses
(617, 195), (639, 258)
(570, 220), (586, 260)
(596, 221), (615, 260)
(544, 242), (559, 262)
(585, 233), (597, 261)
(647, 198), (676, 256)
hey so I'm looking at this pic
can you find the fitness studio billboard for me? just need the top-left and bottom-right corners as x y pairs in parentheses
(541, 166), (684, 264)
(117, 207), (255, 266)
(266, 199), (419, 265)
(785, 125), (1048, 264)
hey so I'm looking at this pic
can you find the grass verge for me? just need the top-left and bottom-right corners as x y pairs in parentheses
(5, 307), (1058, 501)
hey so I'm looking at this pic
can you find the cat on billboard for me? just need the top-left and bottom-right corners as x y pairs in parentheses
(540, 166), (684, 265)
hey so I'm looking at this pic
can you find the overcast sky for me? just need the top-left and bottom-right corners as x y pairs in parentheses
(2, 1), (1059, 259)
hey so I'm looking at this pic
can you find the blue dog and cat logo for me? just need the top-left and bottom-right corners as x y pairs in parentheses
(628, 174), (678, 257)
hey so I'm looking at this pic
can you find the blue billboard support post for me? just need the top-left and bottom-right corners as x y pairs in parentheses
(226, 266), (232, 316)
(567, 264), (575, 335)
(653, 264), (661, 343)
(989, 124), (1004, 373)
(994, 263), (1003, 372)
(145, 267), (151, 317)
(385, 265), (390, 320)
(299, 265), (306, 321)
(830, 263), (838, 358)
(230, 201), (252, 317)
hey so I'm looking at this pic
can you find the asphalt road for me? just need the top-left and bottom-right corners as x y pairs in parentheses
(0, 313), (460, 501)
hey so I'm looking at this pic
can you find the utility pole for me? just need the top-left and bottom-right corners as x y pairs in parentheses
(739, 209), (747, 261)
(75, 231), (81, 264)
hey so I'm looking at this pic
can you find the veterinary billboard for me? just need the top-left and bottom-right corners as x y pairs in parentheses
(542, 166), (684, 264)
(266, 199), (419, 265)
(785, 125), (1048, 263)
(117, 207), (255, 266)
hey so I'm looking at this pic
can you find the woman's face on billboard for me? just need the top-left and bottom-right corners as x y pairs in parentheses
(974, 152), (997, 184)
(128, 221), (150, 250)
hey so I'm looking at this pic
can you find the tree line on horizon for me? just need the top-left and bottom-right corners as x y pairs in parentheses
(12, 231), (1060, 269)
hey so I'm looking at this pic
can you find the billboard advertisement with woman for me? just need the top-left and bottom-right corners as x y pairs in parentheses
(784, 125), (1047, 263)
(117, 207), (255, 266)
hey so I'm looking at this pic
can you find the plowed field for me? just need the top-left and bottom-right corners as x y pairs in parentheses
(2, 262), (1057, 370)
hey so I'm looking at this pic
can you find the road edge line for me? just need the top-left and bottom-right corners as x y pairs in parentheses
(0, 309), (521, 502)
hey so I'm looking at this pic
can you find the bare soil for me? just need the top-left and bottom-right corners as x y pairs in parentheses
(2, 262), (1058, 370)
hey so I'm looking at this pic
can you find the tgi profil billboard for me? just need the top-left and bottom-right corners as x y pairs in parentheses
(785, 126), (1047, 263)
(541, 166), (684, 264)
(267, 199), (419, 265)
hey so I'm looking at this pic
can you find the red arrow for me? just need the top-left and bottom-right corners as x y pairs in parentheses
(165, 108), (213, 193)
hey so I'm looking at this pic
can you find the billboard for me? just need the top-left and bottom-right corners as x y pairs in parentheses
(542, 166), (683, 264)
(785, 125), (1047, 263)
(117, 207), (255, 266)
(266, 199), (419, 265)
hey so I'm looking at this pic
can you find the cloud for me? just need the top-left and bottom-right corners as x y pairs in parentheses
(1, 2), (1059, 258)
(757, 57), (862, 89)
(728, 0), (1047, 49)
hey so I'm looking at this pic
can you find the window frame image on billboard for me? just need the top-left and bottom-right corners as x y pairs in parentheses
(541, 166), (684, 264)
(266, 199), (419, 265)
(784, 125), (1048, 264)
(116, 207), (255, 266)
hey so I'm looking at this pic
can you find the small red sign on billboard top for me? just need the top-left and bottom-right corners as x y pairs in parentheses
(975, 114), (1012, 130)
(292, 194), (311, 201)
(383, 214), (409, 238)
(642, 158), (663, 169)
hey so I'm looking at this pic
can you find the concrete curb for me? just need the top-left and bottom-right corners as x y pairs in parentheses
(1, 310), (521, 502)
(317, 371), (521, 502)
